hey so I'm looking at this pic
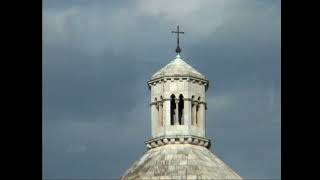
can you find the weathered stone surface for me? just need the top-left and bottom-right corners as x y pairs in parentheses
(151, 55), (205, 80)
(120, 144), (242, 180)
(121, 54), (242, 179)
(148, 55), (208, 139)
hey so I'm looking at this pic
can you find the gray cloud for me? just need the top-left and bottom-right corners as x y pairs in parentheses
(43, 0), (280, 179)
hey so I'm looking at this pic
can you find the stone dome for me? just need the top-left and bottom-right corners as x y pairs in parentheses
(120, 144), (242, 180)
(151, 54), (206, 80)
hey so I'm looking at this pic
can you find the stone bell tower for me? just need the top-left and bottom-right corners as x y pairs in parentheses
(121, 26), (242, 180)
(146, 53), (210, 148)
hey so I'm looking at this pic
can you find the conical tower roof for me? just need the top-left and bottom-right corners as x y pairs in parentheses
(151, 54), (206, 80)
(121, 144), (242, 179)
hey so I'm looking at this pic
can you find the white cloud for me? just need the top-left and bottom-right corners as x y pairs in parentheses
(43, 6), (140, 56)
(43, 7), (77, 45)
(135, 0), (226, 40)
(43, 0), (280, 58)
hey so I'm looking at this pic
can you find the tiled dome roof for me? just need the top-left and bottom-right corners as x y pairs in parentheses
(151, 54), (206, 80)
(121, 144), (242, 179)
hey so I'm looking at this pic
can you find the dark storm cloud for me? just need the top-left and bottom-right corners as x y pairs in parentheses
(43, 0), (280, 179)
(43, 45), (148, 123)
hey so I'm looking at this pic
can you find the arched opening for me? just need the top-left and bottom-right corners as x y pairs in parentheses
(178, 94), (184, 125)
(170, 94), (176, 125)
(191, 95), (195, 125)
(196, 97), (201, 126)
(196, 104), (199, 125)
(155, 97), (158, 110)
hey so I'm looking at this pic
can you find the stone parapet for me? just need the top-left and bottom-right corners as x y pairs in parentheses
(145, 135), (211, 150)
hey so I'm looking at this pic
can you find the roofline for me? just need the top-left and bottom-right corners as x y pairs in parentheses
(147, 75), (210, 90)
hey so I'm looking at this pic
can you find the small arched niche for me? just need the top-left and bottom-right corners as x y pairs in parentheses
(178, 94), (184, 125)
(155, 97), (158, 110)
(196, 96), (201, 126)
(170, 94), (176, 125)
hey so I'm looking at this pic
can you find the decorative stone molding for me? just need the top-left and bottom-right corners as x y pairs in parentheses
(151, 142), (158, 148)
(149, 102), (158, 106)
(147, 75), (210, 90)
(145, 135), (211, 150)
(193, 138), (199, 145)
(204, 142), (209, 147)
(187, 137), (193, 143)
(157, 140), (163, 146)
(150, 99), (207, 106)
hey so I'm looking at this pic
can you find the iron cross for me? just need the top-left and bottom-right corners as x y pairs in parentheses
(172, 25), (184, 53)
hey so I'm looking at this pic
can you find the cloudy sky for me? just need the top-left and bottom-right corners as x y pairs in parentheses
(43, 0), (281, 179)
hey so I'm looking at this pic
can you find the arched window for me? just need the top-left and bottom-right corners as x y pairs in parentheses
(170, 94), (176, 125)
(196, 97), (201, 126)
(196, 104), (199, 125)
(178, 94), (184, 125)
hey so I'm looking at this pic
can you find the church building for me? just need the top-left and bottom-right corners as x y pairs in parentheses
(121, 26), (242, 180)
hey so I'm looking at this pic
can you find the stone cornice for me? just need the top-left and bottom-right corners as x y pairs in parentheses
(144, 135), (211, 150)
(150, 99), (207, 106)
(147, 76), (210, 90)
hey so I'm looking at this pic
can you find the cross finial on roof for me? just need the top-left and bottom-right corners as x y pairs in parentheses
(172, 25), (184, 54)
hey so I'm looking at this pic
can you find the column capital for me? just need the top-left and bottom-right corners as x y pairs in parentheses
(150, 102), (157, 106)
(192, 101), (199, 106)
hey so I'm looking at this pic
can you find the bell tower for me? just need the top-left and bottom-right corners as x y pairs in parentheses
(146, 26), (211, 149)
(121, 26), (243, 180)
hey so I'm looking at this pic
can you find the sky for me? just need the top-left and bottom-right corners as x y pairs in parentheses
(43, 0), (281, 179)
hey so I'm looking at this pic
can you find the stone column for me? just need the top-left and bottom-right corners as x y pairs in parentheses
(198, 103), (205, 129)
(199, 102), (206, 136)
(151, 103), (158, 138)
(175, 99), (179, 125)
(163, 100), (171, 127)
(192, 101), (198, 125)
(183, 99), (191, 126)
(158, 102), (163, 126)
